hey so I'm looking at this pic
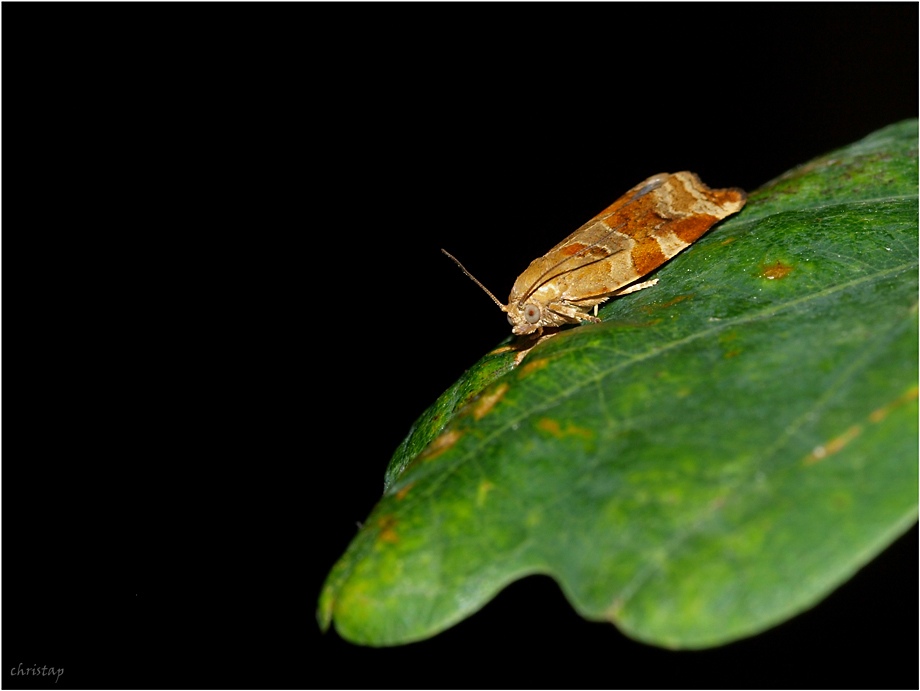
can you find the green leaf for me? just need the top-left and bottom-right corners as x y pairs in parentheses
(319, 120), (919, 648)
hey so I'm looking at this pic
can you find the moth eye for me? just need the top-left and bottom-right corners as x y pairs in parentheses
(523, 304), (541, 324)
(507, 314), (515, 325)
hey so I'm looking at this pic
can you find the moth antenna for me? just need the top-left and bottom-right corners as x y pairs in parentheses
(441, 249), (507, 312)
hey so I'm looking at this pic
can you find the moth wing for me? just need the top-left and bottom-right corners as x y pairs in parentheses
(544, 173), (672, 255)
(509, 174), (671, 304)
(510, 172), (746, 306)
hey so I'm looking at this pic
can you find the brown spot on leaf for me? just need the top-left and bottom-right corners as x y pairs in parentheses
(720, 237), (737, 246)
(868, 385), (919, 423)
(724, 349), (742, 358)
(377, 514), (399, 543)
(473, 383), (509, 420)
(804, 425), (863, 465)
(418, 429), (462, 463)
(395, 482), (415, 501)
(760, 261), (794, 280)
(642, 294), (693, 313)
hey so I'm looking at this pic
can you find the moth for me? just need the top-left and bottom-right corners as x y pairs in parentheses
(444, 171), (746, 336)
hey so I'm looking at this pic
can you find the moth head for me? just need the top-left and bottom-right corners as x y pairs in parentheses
(507, 303), (543, 335)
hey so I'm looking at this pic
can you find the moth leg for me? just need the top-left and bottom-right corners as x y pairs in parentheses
(611, 278), (659, 297)
(547, 302), (602, 324)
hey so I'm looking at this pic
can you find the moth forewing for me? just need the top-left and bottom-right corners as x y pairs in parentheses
(447, 172), (746, 337)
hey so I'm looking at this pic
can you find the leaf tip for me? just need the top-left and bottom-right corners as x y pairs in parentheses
(316, 585), (335, 633)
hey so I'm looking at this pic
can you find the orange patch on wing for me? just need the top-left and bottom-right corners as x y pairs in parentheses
(712, 187), (744, 205)
(561, 243), (588, 257)
(671, 214), (718, 244)
(630, 235), (667, 275)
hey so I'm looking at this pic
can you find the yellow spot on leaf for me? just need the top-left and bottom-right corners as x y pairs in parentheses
(760, 261), (794, 280)
(518, 358), (550, 379)
(537, 418), (561, 435)
(537, 417), (562, 437)
(335, 579), (371, 616)
(605, 597), (625, 620)
(473, 383), (509, 420)
(720, 237), (737, 246)
(805, 425), (862, 465)
(476, 480), (494, 507)
(537, 418), (593, 439)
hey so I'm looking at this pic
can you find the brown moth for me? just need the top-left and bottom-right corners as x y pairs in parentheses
(443, 171), (746, 336)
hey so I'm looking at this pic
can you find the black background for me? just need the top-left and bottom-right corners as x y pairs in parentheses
(4, 4), (918, 690)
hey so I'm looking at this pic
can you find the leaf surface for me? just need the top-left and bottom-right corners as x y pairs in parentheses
(319, 120), (919, 648)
